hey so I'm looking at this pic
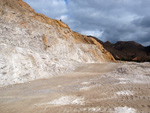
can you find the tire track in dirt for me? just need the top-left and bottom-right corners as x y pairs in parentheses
(0, 63), (150, 113)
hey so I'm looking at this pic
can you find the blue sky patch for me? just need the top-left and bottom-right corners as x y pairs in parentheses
(64, 0), (69, 5)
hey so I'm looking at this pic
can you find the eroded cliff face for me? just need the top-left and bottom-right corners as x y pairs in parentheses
(0, 0), (115, 86)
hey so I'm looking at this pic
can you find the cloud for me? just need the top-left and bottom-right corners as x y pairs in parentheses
(23, 0), (150, 46)
(133, 15), (150, 28)
(81, 30), (104, 39)
(24, 0), (68, 19)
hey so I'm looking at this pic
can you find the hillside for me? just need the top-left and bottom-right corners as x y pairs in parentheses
(87, 36), (150, 62)
(102, 41), (150, 62)
(0, 0), (115, 86)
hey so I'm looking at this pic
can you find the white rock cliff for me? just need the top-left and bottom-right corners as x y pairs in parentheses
(0, 0), (115, 86)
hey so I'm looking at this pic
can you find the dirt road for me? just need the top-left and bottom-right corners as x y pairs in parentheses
(0, 63), (150, 113)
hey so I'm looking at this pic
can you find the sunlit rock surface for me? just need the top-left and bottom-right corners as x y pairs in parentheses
(0, 0), (115, 86)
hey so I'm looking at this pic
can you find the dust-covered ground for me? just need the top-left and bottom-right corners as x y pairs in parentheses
(0, 62), (150, 113)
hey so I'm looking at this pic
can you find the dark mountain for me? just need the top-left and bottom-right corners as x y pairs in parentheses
(87, 36), (150, 62)
(145, 46), (150, 56)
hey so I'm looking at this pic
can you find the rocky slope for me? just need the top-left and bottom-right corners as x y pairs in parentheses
(102, 41), (150, 62)
(88, 36), (150, 62)
(0, 0), (115, 86)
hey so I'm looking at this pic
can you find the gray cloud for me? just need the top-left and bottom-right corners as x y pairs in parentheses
(133, 15), (150, 28)
(23, 0), (150, 46)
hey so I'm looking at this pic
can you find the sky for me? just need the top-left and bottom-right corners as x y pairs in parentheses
(23, 0), (150, 46)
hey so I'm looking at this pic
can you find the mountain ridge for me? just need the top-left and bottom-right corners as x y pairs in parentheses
(87, 36), (150, 62)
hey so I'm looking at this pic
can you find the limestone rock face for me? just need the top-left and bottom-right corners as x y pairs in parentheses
(0, 0), (115, 86)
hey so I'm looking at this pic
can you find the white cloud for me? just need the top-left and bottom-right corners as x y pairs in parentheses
(81, 30), (104, 39)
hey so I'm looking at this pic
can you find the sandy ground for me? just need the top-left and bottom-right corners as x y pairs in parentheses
(0, 62), (150, 113)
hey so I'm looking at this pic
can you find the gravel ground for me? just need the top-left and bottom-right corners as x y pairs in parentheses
(0, 62), (150, 113)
